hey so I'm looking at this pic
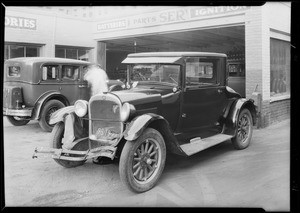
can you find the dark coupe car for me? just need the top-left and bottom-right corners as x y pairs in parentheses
(33, 52), (257, 192)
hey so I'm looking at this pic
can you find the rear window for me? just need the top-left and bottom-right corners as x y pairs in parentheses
(8, 66), (20, 77)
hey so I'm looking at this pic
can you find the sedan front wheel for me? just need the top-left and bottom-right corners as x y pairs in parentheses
(119, 128), (166, 193)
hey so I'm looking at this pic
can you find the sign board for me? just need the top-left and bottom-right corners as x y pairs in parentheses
(5, 16), (37, 30)
(96, 6), (249, 32)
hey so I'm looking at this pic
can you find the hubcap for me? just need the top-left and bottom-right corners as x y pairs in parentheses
(237, 114), (250, 143)
(132, 139), (161, 183)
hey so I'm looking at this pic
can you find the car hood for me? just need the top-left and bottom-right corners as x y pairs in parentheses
(112, 86), (162, 106)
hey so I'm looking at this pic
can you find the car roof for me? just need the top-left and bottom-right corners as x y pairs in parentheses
(126, 52), (227, 58)
(5, 57), (92, 64)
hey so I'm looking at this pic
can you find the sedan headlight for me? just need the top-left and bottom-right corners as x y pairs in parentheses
(74, 100), (88, 117)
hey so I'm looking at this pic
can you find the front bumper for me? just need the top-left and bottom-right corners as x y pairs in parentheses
(3, 107), (33, 117)
(32, 145), (117, 161)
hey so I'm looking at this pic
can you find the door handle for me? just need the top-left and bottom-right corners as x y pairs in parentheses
(217, 89), (223, 93)
(79, 85), (87, 88)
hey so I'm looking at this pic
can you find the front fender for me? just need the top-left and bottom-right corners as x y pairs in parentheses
(49, 106), (75, 125)
(223, 98), (257, 135)
(124, 113), (164, 141)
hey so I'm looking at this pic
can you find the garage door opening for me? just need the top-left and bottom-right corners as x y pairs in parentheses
(103, 25), (245, 96)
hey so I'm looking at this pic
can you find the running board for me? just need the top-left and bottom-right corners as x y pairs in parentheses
(180, 134), (234, 156)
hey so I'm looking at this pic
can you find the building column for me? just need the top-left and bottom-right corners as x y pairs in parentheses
(96, 41), (106, 70)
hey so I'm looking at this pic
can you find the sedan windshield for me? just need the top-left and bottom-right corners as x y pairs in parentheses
(131, 64), (180, 86)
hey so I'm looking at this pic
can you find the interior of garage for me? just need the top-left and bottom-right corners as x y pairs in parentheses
(104, 25), (246, 96)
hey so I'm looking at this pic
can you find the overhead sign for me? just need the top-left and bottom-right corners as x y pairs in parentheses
(5, 16), (37, 30)
(96, 6), (249, 32)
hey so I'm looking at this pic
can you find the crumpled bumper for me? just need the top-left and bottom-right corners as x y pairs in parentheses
(32, 145), (117, 161)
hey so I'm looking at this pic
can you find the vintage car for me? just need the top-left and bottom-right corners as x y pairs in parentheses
(3, 57), (123, 132)
(33, 52), (257, 192)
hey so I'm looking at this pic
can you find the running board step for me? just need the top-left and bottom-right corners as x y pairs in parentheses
(180, 134), (234, 156)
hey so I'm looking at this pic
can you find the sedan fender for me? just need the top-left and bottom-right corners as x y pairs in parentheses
(223, 98), (257, 135)
(123, 113), (165, 141)
(49, 106), (75, 125)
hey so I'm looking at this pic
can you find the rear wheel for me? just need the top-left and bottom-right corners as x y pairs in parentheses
(51, 122), (86, 168)
(6, 116), (30, 126)
(39, 100), (65, 132)
(231, 108), (253, 150)
(119, 128), (166, 193)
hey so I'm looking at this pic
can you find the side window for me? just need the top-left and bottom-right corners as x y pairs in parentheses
(185, 57), (217, 86)
(62, 65), (79, 81)
(42, 65), (59, 81)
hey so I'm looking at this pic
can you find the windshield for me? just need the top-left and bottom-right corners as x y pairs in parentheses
(130, 64), (180, 86)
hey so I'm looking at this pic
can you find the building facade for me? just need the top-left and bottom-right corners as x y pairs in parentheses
(4, 3), (291, 127)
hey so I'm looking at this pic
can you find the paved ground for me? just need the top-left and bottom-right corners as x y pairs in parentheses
(3, 117), (290, 210)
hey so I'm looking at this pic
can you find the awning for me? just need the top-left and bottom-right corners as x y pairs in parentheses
(122, 56), (182, 64)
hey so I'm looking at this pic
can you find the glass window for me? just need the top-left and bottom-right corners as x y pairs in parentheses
(78, 49), (88, 61)
(228, 63), (245, 77)
(270, 39), (290, 97)
(26, 46), (39, 57)
(62, 65), (79, 80)
(131, 64), (180, 86)
(42, 65), (59, 81)
(185, 57), (217, 86)
(66, 49), (77, 59)
(55, 46), (91, 61)
(5, 43), (40, 60)
(8, 66), (20, 77)
(10, 45), (24, 58)
(55, 48), (65, 58)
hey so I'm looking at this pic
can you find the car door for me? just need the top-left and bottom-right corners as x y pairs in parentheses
(179, 57), (228, 139)
(59, 64), (85, 105)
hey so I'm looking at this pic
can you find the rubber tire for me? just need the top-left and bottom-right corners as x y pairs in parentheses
(51, 122), (86, 168)
(6, 116), (30, 126)
(231, 108), (253, 150)
(39, 100), (65, 132)
(119, 128), (166, 193)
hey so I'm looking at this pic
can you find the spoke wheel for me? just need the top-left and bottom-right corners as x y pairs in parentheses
(119, 128), (166, 193)
(39, 100), (65, 132)
(51, 122), (86, 168)
(232, 108), (253, 150)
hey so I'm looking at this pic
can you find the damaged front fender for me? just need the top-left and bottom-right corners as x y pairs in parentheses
(49, 106), (75, 125)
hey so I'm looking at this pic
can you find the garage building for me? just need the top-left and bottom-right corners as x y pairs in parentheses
(4, 3), (291, 127)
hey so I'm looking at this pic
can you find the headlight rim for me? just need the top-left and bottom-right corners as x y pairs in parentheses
(74, 100), (88, 117)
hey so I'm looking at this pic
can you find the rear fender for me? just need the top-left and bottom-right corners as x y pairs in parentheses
(31, 91), (69, 120)
(49, 106), (75, 125)
(124, 113), (164, 141)
(223, 98), (257, 135)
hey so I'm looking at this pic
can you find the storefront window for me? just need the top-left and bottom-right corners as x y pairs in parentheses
(270, 38), (290, 97)
(55, 46), (91, 61)
(5, 44), (40, 60)
(10, 45), (25, 58)
(66, 49), (77, 59)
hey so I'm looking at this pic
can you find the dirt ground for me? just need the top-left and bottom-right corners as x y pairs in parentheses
(3, 117), (290, 210)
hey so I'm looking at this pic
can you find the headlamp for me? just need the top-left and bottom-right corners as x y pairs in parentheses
(120, 102), (130, 122)
(74, 100), (88, 117)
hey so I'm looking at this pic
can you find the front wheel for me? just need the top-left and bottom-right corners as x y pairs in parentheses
(39, 100), (65, 132)
(6, 116), (30, 126)
(119, 128), (166, 193)
(231, 108), (253, 150)
(51, 122), (86, 168)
